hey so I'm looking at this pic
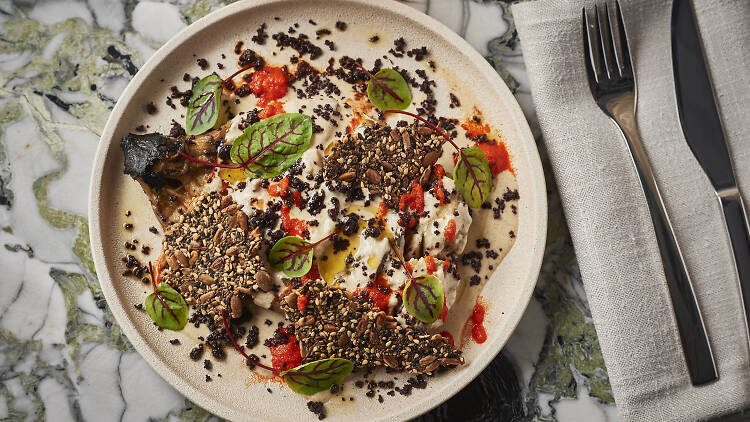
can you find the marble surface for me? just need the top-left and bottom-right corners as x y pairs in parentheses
(0, 0), (617, 420)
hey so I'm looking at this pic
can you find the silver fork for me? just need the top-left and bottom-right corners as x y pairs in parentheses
(583, 1), (717, 385)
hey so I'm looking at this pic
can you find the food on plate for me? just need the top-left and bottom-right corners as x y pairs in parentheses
(117, 19), (520, 417)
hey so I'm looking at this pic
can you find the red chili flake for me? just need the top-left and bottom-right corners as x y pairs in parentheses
(444, 219), (456, 242)
(258, 100), (285, 119)
(291, 190), (302, 207)
(398, 181), (424, 213)
(267, 177), (289, 197)
(433, 163), (445, 179)
(297, 295), (309, 312)
(424, 255), (437, 274)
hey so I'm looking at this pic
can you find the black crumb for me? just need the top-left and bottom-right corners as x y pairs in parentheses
(169, 120), (186, 138)
(307, 401), (326, 420)
(252, 23), (268, 45)
(245, 325), (259, 348)
(197, 58), (209, 69)
(335, 21), (347, 31)
(449, 92), (461, 108)
(406, 46), (429, 61)
(146, 102), (157, 114)
(169, 338), (180, 345)
(189, 344), (204, 360)
(315, 28), (331, 39)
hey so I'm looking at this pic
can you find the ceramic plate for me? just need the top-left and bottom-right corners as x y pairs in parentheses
(88, 0), (547, 420)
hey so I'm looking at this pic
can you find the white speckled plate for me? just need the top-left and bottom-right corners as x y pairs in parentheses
(88, 1), (547, 420)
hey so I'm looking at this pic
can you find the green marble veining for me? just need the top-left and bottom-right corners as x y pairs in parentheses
(181, 0), (236, 24)
(50, 269), (132, 360)
(0, 102), (21, 207)
(152, 399), (222, 422)
(525, 153), (614, 419)
(484, 1), (521, 93)
(0, 328), (81, 421)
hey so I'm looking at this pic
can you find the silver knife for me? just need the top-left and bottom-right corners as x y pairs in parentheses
(672, 0), (750, 354)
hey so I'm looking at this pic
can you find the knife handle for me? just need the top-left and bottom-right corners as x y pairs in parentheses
(719, 191), (750, 342)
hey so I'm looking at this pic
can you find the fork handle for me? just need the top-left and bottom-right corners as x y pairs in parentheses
(606, 93), (718, 385)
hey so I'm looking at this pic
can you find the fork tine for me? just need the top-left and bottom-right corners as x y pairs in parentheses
(583, 7), (604, 84)
(614, 0), (634, 79)
(607, 1), (626, 78)
(597, 3), (616, 80)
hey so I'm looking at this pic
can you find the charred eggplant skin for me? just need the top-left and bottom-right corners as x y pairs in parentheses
(120, 133), (181, 190)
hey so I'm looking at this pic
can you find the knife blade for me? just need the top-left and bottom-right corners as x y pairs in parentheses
(672, 0), (750, 352)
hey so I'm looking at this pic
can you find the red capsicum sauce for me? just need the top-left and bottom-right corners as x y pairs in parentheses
(281, 204), (308, 237)
(354, 274), (393, 312)
(456, 114), (514, 176)
(476, 141), (512, 176)
(462, 296), (489, 346)
(269, 327), (303, 371)
(439, 297), (448, 323)
(461, 119), (490, 137)
(250, 66), (288, 106)
(247, 66), (288, 119)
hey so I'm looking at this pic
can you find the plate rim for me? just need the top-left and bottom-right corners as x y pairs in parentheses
(88, 0), (547, 420)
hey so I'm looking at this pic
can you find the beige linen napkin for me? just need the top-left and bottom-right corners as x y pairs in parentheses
(511, 0), (750, 420)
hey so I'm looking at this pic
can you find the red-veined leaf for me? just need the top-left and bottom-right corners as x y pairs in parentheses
(185, 74), (223, 135)
(144, 282), (188, 330)
(366, 68), (411, 111)
(229, 113), (313, 179)
(268, 236), (314, 277)
(280, 358), (354, 395)
(454, 146), (492, 208)
(403, 274), (444, 324)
